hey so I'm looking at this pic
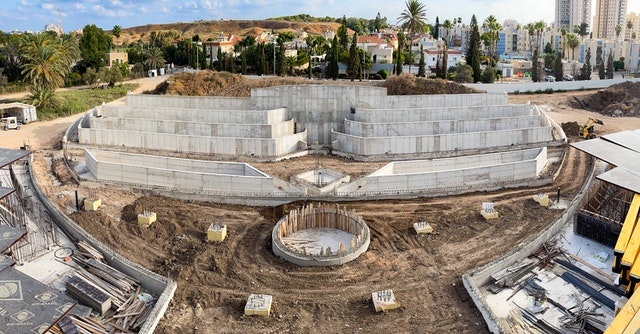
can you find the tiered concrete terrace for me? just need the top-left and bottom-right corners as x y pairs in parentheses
(72, 85), (563, 201)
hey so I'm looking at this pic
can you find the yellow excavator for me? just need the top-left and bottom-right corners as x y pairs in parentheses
(579, 118), (604, 139)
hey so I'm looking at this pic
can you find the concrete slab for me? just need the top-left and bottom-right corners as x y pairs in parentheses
(83, 199), (101, 211)
(372, 289), (400, 312)
(0, 255), (76, 334)
(0, 149), (30, 169)
(0, 225), (27, 253)
(602, 130), (640, 153)
(244, 294), (272, 316)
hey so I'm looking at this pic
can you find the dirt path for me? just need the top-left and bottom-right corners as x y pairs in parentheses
(0, 76), (167, 150)
(17, 86), (640, 333)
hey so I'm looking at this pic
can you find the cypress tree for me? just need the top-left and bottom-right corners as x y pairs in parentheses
(396, 32), (405, 75)
(606, 53), (614, 79)
(554, 52), (563, 81)
(327, 36), (339, 80)
(466, 15), (481, 83)
(532, 48), (539, 82)
(580, 48), (591, 80)
(338, 16), (349, 51)
(418, 47), (426, 77)
(347, 32), (360, 80)
(434, 17), (440, 39)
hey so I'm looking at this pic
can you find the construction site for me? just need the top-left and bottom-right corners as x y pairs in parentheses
(2, 75), (640, 333)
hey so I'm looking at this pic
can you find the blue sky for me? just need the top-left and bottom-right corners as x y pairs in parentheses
(2, 0), (640, 33)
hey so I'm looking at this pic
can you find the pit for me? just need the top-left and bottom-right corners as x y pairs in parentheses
(272, 203), (370, 266)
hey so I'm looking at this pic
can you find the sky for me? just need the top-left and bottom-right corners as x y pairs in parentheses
(2, 0), (640, 33)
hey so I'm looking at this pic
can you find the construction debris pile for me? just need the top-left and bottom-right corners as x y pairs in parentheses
(488, 240), (623, 333)
(50, 241), (156, 334)
(571, 81), (640, 117)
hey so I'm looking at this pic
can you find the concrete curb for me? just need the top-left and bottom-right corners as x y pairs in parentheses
(461, 155), (596, 333)
(26, 153), (176, 334)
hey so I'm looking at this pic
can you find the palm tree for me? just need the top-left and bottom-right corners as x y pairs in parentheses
(20, 34), (73, 90)
(560, 26), (567, 59)
(524, 23), (536, 54)
(144, 48), (165, 71)
(442, 19), (453, 46)
(615, 24), (622, 40)
(566, 33), (579, 60)
(397, 0), (428, 73)
(483, 15), (501, 65)
(534, 20), (546, 52)
(113, 25), (121, 49)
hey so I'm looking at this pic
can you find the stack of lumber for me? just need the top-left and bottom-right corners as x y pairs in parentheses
(54, 241), (156, 333)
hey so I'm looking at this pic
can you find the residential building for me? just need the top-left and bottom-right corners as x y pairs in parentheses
(625, 13), (639, 41)
(423, 48), (462, 72)
(556, 0), (591, 30)
(106, 51), (128, 68)
(357, 35), (394, 64)
(202, 32), (239, 62)
(593, 0), (627, 40)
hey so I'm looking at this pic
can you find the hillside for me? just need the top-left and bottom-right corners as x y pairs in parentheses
(117, 20), (343, 43)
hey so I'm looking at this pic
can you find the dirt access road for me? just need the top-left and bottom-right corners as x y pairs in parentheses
(10, 85), (640, 333)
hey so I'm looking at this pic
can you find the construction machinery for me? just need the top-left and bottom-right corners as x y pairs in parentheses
(1, 117), (21, 130)
(579, 118), (604, 139)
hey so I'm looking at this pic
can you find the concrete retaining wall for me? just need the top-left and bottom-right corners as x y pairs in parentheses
(351, 104), (530, 123)
(103, 106), (289, 125)
(365, 148), (547, 193)
(344, 116), (542, 137)
(461, 155), (595, 333)
(85, 150), (275, 193)
(78, 128), (306, 157)
(90, 117), (295, 138)
(126, 94), (252, 110)
(332, 127), (553, 156)
(26, 154), (176, 334)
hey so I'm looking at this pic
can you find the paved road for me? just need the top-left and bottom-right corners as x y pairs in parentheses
(466, 77), (640, 94)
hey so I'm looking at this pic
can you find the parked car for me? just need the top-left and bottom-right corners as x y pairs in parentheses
(545, 75), (555, 82)
(563, 74), (574, 81)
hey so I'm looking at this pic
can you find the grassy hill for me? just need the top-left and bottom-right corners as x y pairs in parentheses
(116, 20), (343, 44)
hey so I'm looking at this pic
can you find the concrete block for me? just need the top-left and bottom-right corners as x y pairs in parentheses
(83, 199), (102, 211)
(532, 193), (550, 207)
(481, 202), (499, 220)
(207, 224), (227, 242)
(413, 222), (433, 234)
(138, 212), (156, 227)
(372, 289), (400, 312)
(481, 209), (499, 220)
(244, 294), (272, 316)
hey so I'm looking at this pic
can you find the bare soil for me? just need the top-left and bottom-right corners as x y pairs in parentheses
(11, 81), (640, 334)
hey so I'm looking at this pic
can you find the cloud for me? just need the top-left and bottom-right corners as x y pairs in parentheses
(42, 3), (55, 10)
(73, 3), (86, 10)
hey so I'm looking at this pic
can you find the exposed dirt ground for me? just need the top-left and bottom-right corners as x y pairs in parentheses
(10, 81), (640, 333)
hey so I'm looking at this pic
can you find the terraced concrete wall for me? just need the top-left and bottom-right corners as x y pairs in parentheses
(344, 116), (542, 137)
(123, 87), (507, 146)
(78, 128), (306, 157)
(364, 148), (546, 193)
(89, 117), (295, 138)
(126, 94), (252, 110)
(103, 106), (289, 125)
(351, 104), (530, 123)
(332, 127), (553, 156)
(85, 150), (275, 193)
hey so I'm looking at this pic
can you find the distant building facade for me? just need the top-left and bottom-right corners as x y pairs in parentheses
(593, 0), (628, 40)
(555, 0), (591, 30)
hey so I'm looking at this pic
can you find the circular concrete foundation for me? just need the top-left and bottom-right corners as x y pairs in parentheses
(272, 203), (370, 266)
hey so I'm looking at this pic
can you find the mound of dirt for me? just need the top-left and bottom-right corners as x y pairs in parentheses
(384, 73), (481, 95)
(561, 121), (580, 138)
(571, 81), (640, 117)
(151, 71), (480, 97)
